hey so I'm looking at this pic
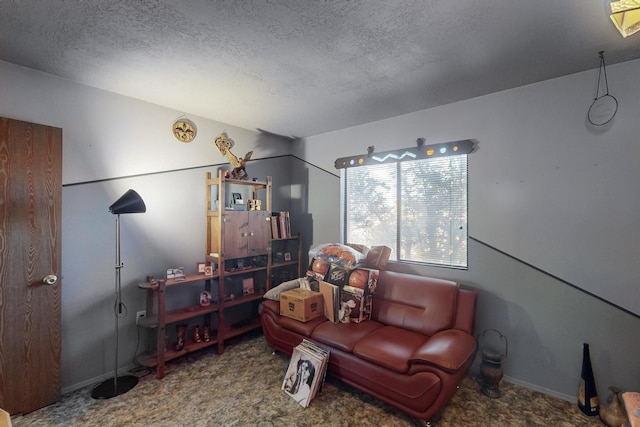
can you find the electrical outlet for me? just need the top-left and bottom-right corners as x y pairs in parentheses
(136, 310), (146, 325)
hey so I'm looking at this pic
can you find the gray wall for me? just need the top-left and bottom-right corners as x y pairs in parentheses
(292, 60), (640, 401)
(1, 60), (295, 392)
(2, 55), (639, 403)
(61, 158), (292, 390)
(285, 156), (640, 401)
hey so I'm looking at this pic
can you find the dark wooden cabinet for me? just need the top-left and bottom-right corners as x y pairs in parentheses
(205, 171), (272, 353)
(221, 210), (271, 258)
(138, 171), (302, 378)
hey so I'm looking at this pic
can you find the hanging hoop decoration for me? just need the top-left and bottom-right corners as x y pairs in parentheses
(588, 51), (618, 126)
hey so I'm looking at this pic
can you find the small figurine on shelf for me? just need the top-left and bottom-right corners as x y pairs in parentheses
(175, 324), (187, 351)
(248, 199), (262, 211)
(193, 325), (202, 343)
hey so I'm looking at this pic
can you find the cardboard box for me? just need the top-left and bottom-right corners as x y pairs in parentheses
(280, 288), (324, 322)
(0, 407), (12, 427)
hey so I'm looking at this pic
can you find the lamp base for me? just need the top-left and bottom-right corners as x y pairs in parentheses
(91, 375), (138, 399)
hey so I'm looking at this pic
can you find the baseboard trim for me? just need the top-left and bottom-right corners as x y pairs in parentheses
(64, 367), (576, 404)
(503, 375), (576, 403)
(61, 364), (137, 395)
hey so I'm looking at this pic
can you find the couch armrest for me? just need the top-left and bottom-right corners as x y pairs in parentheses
(260, 299), (280, 316)
(410, 329), (477, 372)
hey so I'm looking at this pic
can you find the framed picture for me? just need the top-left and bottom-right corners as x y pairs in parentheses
(243, 277), (254, 295)
(284, 252), (291, 261)
(232, 192), (244, 204)
(204, 265), (213, 277)
(197, 262), (206, 274)
(167, 267), (185, 280)
(200, 291), (212, 306)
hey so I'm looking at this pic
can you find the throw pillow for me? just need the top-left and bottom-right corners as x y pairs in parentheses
(263, 278), (303, 301)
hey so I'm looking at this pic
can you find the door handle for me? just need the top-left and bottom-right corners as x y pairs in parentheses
(42, 274), (58, 285)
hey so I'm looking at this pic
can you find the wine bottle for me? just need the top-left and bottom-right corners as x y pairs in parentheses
(578, 343), (599, 416)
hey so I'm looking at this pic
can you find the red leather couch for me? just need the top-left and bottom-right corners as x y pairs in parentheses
(260, 270), (477, 422)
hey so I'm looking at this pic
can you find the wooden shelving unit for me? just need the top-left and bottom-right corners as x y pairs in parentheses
(137, 171), (303, 379)
(270, 234), (303, 287)
(137, 273), (219, 378)
(205, 170), (272, 354)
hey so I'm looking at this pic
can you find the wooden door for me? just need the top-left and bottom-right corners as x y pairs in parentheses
(223, 211), (248, 258)
(0, 117), (62, 415)
(248, 211), (270, 255)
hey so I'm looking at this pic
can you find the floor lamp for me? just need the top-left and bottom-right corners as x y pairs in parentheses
(92, 189), (146, 399)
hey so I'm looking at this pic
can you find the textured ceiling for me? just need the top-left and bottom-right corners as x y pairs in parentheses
(1, 1), (640, 139)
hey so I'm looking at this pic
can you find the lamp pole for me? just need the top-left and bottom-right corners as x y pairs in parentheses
(92, 190), (145, 399)
(114, 213), (122, 393)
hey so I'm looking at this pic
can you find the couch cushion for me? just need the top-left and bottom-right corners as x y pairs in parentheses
(312, 320), (384, 353)
(372, 271), (459, 336)
(352, 326), (429, 374)
(410, 329), (478, 372)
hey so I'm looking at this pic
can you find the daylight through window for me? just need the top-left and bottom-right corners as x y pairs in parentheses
(343, 155), (468, 268)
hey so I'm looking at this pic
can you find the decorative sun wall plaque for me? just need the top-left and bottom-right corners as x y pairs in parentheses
(172, 118), (197, 142)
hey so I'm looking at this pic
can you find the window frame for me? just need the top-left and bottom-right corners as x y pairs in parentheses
(340, 154), (469, 270)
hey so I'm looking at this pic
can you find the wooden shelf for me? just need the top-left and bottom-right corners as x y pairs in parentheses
(137, 271), (218, 379)
(272, 260), (299, 269)
(138, 172), (300, 381)
(137, 335), (220, 367)
(223, 317), (262, 340)
(270, 233), (303, 283)
(139, 303), (220, 328)
(138, 273), (218, 289)
(223, 266), (267, 277)
(205, 170), (273, 355)
(222, 291), (264, 308)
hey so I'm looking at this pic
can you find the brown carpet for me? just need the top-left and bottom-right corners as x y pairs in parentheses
(11, 331), (604, 426)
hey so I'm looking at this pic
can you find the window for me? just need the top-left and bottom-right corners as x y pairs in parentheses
(343, 155), (468, 268)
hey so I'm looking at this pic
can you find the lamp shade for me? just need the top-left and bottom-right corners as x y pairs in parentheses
(109, 189), (146, 215)
(607, 0), (640, 37)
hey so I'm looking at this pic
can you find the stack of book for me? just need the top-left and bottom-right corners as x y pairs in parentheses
(282, 339), (330, 407)
(271, 211), (291, 238)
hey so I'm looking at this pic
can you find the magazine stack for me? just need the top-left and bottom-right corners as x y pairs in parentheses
(282, 339), (330, 407)
(319, 267), (379, 324)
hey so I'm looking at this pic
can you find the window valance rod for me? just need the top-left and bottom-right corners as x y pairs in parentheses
(334, 138), (476, 169)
